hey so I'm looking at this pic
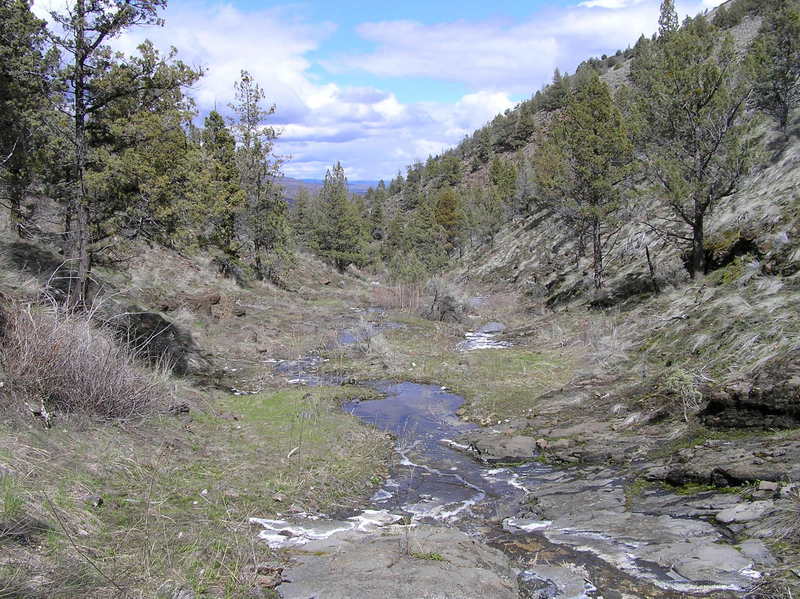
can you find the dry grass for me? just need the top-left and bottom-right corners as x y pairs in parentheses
(1, 303), (170, 421)
(371, 282), (425, 311)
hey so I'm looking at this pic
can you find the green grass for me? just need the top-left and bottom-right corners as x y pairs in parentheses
(410, 551), (445, 561)
(0, 386), (392, 598)
(320, 314), (575, 423)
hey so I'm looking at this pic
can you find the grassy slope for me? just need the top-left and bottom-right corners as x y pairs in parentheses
(0, 232), (393, 598)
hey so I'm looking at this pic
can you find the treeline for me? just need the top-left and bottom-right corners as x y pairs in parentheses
(0, 0), (291, 303)
(289, 0), (799, 288)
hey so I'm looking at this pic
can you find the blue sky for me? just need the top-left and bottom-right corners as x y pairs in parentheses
(34, 0), (724, 180)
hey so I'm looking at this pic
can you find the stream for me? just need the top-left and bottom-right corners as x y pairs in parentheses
(248, 314), (766, 599)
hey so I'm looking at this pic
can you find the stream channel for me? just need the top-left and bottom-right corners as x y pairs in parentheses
(248, 314), (764, 599)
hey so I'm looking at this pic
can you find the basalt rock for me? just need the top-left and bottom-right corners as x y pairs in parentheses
(110, 306), (209, 375)
(423, 292), (465, 323)
(701, 350), (800, 429)
(589, 273), (660, 309)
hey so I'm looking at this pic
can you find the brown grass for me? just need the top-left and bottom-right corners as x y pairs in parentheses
(371, 283), (425, 311)
(1, 303), (169, 421)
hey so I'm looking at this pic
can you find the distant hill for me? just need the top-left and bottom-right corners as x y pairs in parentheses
(279, 177), (377, 203)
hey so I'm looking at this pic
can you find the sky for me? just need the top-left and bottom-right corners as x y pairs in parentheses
(32, 0), (725, 181)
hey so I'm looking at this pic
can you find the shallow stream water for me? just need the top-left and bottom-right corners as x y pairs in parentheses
(250, 314), (755, 598)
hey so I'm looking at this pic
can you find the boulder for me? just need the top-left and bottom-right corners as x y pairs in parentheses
(423, 293), (465, 323)
(477, 322), (506, 334)
(109, 306), (208, 375)
(716, 501), (776, 524)
(589, 273), (659, 308)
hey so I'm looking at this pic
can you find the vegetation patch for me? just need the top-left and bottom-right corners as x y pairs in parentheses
(0, 386), (391, 598)
(410, 551), (445, 561)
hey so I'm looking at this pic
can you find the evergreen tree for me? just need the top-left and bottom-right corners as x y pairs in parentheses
(197, 110), (244, 253)
(48, 0), (174, 305)
(750, 1), (800, 133)
(80, 42), (201, 249)
(534, 71), (633, 289)
(0, 0), (53, 237)
(489, 156), (517, 209)
(658, 0), (679, 38)
(631, 16), (760, 277)
(541, 68), (570, 112)
(405, 196), (448, 272)
(315, 162), (368, 271)
(230, 71), (290, 282)
(369, 181), (387, 239)
(292, 185), (314, 239)
(434, 187), (464, 252)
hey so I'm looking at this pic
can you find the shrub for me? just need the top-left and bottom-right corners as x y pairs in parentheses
(0, 303), (169, 421)
(663, 367), (707, 422)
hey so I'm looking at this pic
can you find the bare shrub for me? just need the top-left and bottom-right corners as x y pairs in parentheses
(1, 303), (169, 420)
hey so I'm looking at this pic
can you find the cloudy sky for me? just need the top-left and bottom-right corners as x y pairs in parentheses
(32, 0), (724, 181)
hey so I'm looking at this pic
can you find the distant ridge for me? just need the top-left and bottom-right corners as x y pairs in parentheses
(279, 177), (377, 202)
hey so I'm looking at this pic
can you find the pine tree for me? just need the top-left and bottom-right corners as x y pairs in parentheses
(658, 0), (679, 39)
(534, 71), (634, 289)
(230, 71), (290, 282)
(315, 162), (368, 271)
(631, 16), (760, 277)
(750, 1), (800, 133)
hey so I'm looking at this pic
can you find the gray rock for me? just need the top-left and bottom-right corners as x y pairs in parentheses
(108, 306), (208, 375)
(278, 525), (518, 599)
(518, 566), (589, 599)
(460, 431), (539, 463)
(517, 471), (764, 593)
(758, 480), (779, 492)
(478, 322), (506, 334)
(716, 501), (776, 524)
(738, 539), (777, 567)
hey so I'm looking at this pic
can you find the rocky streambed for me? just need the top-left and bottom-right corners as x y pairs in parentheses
(248, 318), (792, 599)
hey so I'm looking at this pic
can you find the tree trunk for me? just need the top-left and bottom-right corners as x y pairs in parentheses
(690, 203), (705, 278)
(9, 177), (25, 238)
(68, 0), (91, 309)
(592, 220), (603, 290)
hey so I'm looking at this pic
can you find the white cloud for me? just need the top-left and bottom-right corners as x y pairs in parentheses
(331, 0), (727, 94)
(30, 0), (728, 180)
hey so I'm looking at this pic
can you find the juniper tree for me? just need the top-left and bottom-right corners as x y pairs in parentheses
(534, 70), (633, 289)
(433, 187), (464, 252)
(315, 162), (368, 271)
(199, 109), (244, 253)
(48, 0), (177, 305)
(0, 0), (54, 237)
(750, 0), (800, 133)
(230, 71), (290, 282)
(630, 16), (759, 277)
(658, 0), (679, 38)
